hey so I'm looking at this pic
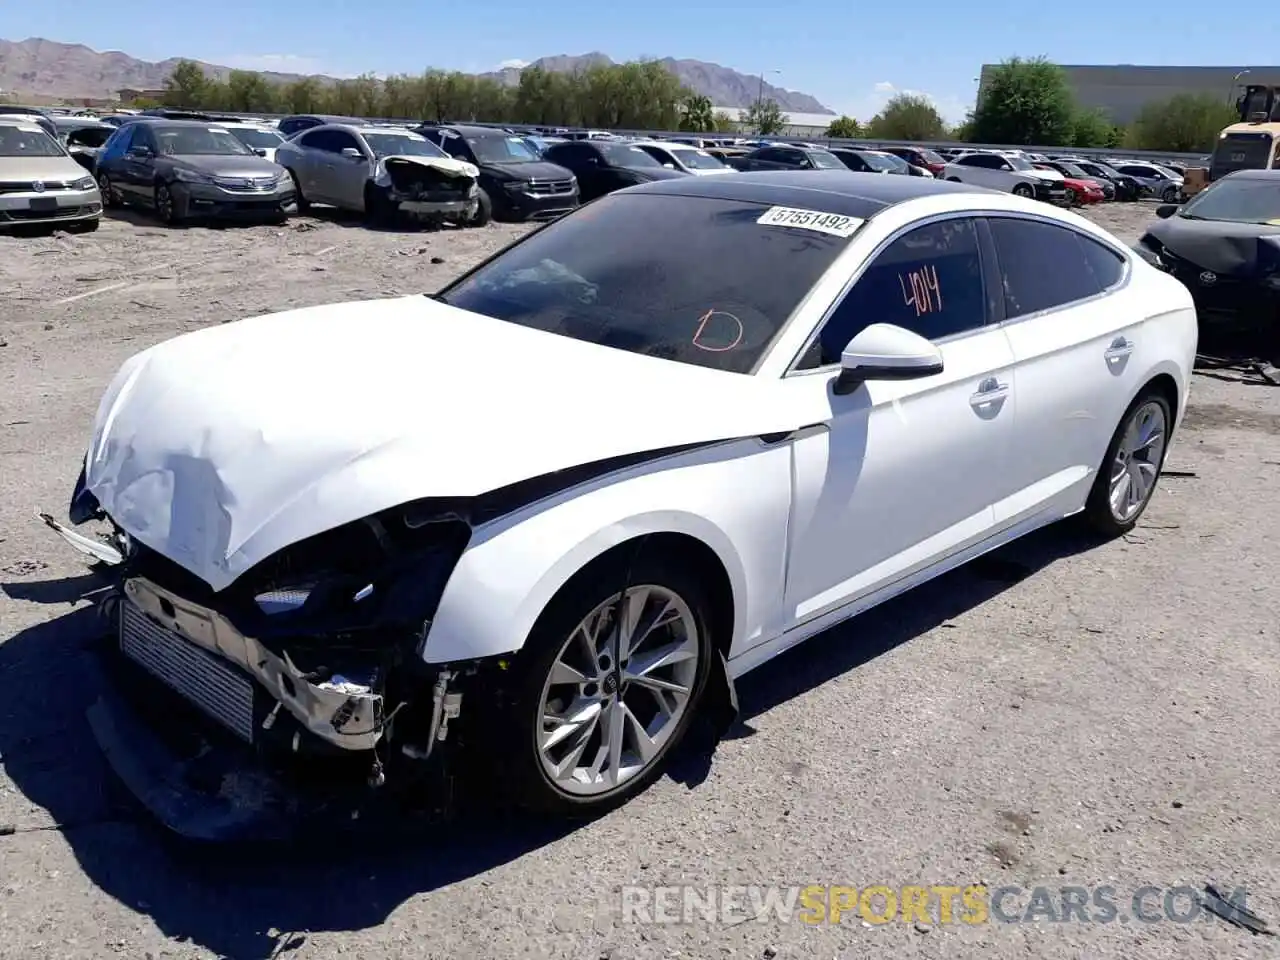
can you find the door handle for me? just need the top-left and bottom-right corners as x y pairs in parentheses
(1104, 336), (1134, 361)
(970, 377), (1009, 407)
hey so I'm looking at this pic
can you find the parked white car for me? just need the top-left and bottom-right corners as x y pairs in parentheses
(0, 117), (102, 231)
(632, 140), (736, 175)
(216, 121), (287, 163)
(47, 170), (1196, 834)
(942, 152), (1069, 202)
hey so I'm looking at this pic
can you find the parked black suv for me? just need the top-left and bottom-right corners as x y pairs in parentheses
(416, 123), (578, 221)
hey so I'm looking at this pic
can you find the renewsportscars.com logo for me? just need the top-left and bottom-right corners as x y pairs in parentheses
(620, 884), (1253, 927)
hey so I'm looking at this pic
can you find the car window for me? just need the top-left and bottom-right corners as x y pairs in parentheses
(438, 193), (863, 375)
(808, 150), (844, 170)
(469, 135), (539, 163)
(988, 217), (1107, 319)
(132, 126), (158, 152)
(299, 129), (340, 152)
(228, 127), (284, 149)
(755, 147), (783, 162)
(798, 217), (988, 369)
(599, 143), (663, 167)
(958, 154), (990, 167)
(363, 133), (443, 158)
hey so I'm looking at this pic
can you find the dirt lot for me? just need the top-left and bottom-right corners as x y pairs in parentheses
(1, 202), (1278, 960)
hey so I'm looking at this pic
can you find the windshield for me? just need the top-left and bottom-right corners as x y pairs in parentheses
(874, 153), (909, 171)
(673, 148), (728, 170)
(807, 150), (844, 170)
(436, 193), (859, 374)
(1179, 177), (1280, 223)
(917, 149), (945, 164)
(1085, 162), (1121, 178)
(1210, 133), (1276, 178)
(859, 152), (898, 172)
(363, 133), (446, 159)
(469, 135), (540, 163)
(1006, 156), (1034, 171)
(155, 126), (252, 156)
(228, 127), (285, 149)
(0, 125), (64, 157)
(599, 142), (663, 168)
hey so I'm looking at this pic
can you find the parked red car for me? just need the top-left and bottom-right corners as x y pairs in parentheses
(884, 146), (948, 176)
(1033, 163), (1104, 205)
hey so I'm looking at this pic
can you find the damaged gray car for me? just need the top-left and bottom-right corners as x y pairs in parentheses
(275, 123), (487, 227)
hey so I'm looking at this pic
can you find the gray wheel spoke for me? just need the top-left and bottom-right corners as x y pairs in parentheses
(1107, 400), (1168, 523)
(536, 582), (701, 798)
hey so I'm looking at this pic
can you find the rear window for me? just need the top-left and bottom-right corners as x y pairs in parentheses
(438, 193), (861, 374)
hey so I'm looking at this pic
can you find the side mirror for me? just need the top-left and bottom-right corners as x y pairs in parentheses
(127, 145), (153, 159)
(833, 323), (944, 396)
(340, 147), (363, 160)
(1155, 204), (1178, 219)
(252, 147), (267, 157)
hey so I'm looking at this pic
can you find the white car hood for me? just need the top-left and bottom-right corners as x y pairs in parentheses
(1026, 169), (1064, 181)
(84, 297), (818, 590)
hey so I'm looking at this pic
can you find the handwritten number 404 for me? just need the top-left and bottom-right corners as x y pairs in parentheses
(899, 264), (943, 316)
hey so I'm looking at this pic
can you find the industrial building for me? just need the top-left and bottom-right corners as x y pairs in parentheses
(977, 64), (1280, 126)
(712, 106), (837, 136)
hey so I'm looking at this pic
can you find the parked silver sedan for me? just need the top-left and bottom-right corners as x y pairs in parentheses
(0, 118), (102, 231)
(276, 123), (484, 226)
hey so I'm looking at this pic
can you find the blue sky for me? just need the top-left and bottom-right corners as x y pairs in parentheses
(7, 3), (1275, 123)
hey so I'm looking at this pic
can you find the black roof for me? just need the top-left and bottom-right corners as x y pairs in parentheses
(629, 170), (985, 218)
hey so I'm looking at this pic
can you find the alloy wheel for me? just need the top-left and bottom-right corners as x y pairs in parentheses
(536, 584), (701, 797)
(1108, 400), (1167, 522)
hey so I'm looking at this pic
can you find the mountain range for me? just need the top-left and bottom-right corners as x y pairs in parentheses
(0, 38), (834, 114)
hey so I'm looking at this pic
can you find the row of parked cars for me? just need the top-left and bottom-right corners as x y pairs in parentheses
(0, 105), (1193, 234)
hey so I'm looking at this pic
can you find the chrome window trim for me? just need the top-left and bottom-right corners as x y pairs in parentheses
(782, 207), (1134, 377)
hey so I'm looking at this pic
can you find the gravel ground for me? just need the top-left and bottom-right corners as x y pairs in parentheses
(1, 201), (1278, 960)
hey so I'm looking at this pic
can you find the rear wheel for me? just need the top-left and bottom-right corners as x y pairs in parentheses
(490, 551), (715, 817)
(287, 169), (310, 213)
(1083, 389), (1171, 537)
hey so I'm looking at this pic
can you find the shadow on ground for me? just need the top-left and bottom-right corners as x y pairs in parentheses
(0, 522), (1100, 958)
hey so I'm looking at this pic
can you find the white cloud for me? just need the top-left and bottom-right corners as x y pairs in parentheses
(844, 80), (971, 126)
(217, 53), (344, 77)
(497, 58), (529, 70)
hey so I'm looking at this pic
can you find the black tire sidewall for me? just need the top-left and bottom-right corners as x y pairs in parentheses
(1084, 389), (1172, 536)
(492, 549), (716, 816)
(471, 187), (492, 226)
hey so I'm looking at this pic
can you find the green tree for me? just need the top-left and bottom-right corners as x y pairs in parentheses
(866, 94), (945, 140)
(713, 110), (737, 132)
(744, 98), (788, 135)
(679, 93), (717, 132)
(162, 59), (210, 107)
(225, 70), (278, 112)
(282, 76), (324, 114)
(824, 115), (862, 138)
(1069, 107), (1120, 148)
(970, 57), (1076, 145)
(1128, 93), (1238, 152)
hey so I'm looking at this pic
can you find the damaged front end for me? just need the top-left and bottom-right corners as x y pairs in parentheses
(374, 156), (479, 223)
(46, 473), (502, 840)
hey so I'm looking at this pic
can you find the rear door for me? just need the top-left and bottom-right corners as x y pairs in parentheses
(984, 215), (1142, 525)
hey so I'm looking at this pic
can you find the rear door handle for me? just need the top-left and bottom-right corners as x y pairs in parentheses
(970, 377), (1009, 407)
(1105, 336), (1134, 361)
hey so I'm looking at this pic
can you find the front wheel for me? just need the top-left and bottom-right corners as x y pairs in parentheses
(154, 182), (182, 225)
(1064, 186), (1078, 205)
(493, 551), (715, 817)
(1083, 389), (1171, 537)
(1162, 185), (1179, 203)
(287, 169), (310, 213)
(469, 187), (492, 227)
(363, 183), (397, 227)
(1012, 183), (1034, 198)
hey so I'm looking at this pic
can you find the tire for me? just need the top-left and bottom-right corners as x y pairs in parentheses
(1012, 183), (1034, 198)
(1162, 185), (1179, 203)
(287, 169), (310, 214)
(469, 187), (492, 227)
(363, 183), (397, 228)
(489, 549), (716, 817)
(1064, 187), (1078, 205)
(97, 172), (120, 209)
(1083, 388), (1172, 537)
(154, 182), (182, 226)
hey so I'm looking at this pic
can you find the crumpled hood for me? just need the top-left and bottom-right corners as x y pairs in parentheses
(381, 154), (479, 179)
(84, 296), (818, 591)
(1148, 218), (1280, 277)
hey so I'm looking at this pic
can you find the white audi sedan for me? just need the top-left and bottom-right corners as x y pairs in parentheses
(47, 171), (1196, 836)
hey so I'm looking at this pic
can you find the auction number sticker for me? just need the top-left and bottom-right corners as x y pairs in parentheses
(756, 206), (863, 237)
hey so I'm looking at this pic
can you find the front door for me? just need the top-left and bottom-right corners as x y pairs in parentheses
(780, 216), (1016, 629)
